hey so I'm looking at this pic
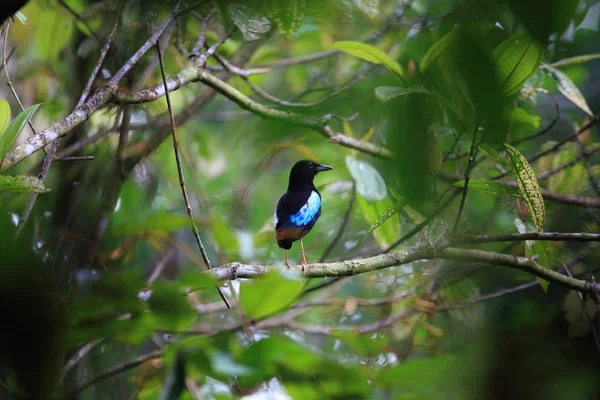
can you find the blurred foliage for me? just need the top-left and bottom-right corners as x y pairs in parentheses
(1, 0), (600, 399)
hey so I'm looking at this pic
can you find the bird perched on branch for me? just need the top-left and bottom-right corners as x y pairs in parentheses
(274, 160), (333, 269)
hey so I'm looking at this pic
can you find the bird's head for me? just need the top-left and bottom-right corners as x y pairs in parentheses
(288, 160), (333, 189)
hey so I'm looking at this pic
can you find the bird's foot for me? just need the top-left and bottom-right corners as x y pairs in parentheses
(301, 261), (308, 272)
(285, 260), (293, 269)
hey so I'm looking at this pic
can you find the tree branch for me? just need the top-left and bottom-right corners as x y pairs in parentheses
(195, 241), (600, 295)
(465, 232), (600, 244)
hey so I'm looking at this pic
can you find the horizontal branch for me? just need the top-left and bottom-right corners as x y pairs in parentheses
(465, 232), (600, 244)
(203, 242), (600, 295)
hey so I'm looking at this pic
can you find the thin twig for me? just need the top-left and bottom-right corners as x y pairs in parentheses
(63, 351), (163, 399)
(61, 337), (109, 379)
(156, 42), (230, 308)
(452, 124), (479, 233)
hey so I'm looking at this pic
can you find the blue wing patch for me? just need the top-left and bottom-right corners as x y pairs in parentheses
(289, 191), (321, 226)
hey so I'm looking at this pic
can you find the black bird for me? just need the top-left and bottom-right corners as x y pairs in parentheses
(274, 160), (333, 269)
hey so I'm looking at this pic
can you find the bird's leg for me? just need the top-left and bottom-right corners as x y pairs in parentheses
(284, 249), (292, 269)
(300, 239), (308, 271)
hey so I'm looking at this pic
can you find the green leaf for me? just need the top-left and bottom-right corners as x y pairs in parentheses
(227, 3), (271, 41)
(0, 100), (10, 135)
(478, 143), (505, 164)
(332, 41), (404, 79)
(492, 34), (544, 96)
(345, 155), (387, 201)
(148, 281), (197, 331)
(357, 195), (400, 249)
(267, 0), (305, 38)
(240, 270), (304, 319)
(543, 63), (594, 117)
(0, 104), (41, 162)
(452, 179), (520, 196)
(374, 86), (431, 102)
(504, 143), (545, 231)
(420, 31), (458, 73)
(0, 175), (50, 194)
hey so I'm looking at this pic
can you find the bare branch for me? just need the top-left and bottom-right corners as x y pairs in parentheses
(465, 232), (600, 244)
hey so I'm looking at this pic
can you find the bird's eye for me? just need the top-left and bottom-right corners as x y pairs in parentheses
(308, 162), (314, 168)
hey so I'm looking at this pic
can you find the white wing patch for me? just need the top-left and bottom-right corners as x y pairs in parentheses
(289, 191), (321, 226)
(273, 210), (279, 229)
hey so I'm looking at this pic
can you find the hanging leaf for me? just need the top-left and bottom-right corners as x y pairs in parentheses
(267, 0), (306, 38)
(374, 86), (430, 103)
(492, 34), (544, 96)
(504, 144), (545, 231)
(0, 104), (41, 162)
(361, 199), (405, 244)
(543, 63), (594, 117)
(0, 100), (10, 136)
(345, 155), (387, 201)
(357, 195), (400, 249)
(0, 175), (50, 194)
(228, 3), (272, 41)
(240, 270), (304, 319)
(419, 31), (458, 73)
(452, 179), (520, 196)
(331, 41), (404, 79)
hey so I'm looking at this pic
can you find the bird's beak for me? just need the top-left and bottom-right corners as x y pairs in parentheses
(316, 164), (333, 172)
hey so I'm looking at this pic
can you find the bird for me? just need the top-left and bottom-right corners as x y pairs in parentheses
(274, 160), (332, 269)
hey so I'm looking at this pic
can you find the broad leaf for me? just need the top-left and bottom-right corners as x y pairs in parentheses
(452, 179), (520, 196)
(504, 144), (545, 231)
(420, 31), (458, 73)
(0, 104), (41, 161)
(357, 195), (400, 249)
(240, 270), (304, 319)
(374, 86), (430, 102)
(548, 143), (587, 195)
(427, 133), (442, 174)
(345, 155), (387, 201)
(0, 175), (50, 194)
(267, 0), (305, 38)
(543, 63), (594, 117)
(332, 41), (404, 79)
(228, 3), (271, 41)
(492, 34), (544, 96)
(0, 100), (10, 135)
(34, 9), (73, 61)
